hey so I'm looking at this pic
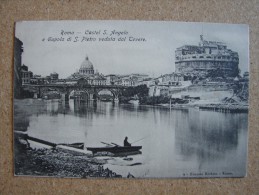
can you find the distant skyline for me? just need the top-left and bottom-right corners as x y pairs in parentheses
(15, 20), (249, 79)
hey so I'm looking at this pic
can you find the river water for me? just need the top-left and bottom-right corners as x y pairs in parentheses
(14, 99), (248, 178)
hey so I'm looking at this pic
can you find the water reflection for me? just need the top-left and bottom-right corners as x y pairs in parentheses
(14, 99), (47, 131)
(174, 109), (244, 161)
(174, 108), (247, 174)
(14, 98), (248, 177)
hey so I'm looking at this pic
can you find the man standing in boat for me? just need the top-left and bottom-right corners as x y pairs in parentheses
(124, 137), (131, 147)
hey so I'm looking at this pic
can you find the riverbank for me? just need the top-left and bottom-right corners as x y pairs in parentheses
(121, 101), (249, 113)
(134, 92), (249, 113)
(156, 102), (249, 113)
(14, 136), (122, 178)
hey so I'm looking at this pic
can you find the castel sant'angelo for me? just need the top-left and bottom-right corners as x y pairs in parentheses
(175, 35), (239, 77)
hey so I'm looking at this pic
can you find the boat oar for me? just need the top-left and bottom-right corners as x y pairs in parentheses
(101, 141), (113, 146)
(111, 142), (120, 146)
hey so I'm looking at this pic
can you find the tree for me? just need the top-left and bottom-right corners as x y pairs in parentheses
(120, 85), (149, 103)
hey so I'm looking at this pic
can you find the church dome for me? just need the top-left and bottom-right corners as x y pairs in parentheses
(80, 55), (93, 69)
(79, 55), (94, 75)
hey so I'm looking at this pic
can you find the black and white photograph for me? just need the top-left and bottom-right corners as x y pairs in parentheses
(13, 20), (249, 178)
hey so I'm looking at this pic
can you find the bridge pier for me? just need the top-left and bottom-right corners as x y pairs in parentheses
(61, 93), (69, 102)
(113, 97), (119, 102)
(89, 94), (94, 101)
(37, 87), (41, 98)
(113, 94), (119, 102)
(33, 92), (38, 99)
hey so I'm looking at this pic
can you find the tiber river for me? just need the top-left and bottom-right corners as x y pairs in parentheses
(14, 99), (248, 178)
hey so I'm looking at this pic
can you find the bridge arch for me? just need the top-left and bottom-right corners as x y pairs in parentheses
(38, 86), (65, 99)
(95, 88), (120, 101)
(68, 88), (91, 101)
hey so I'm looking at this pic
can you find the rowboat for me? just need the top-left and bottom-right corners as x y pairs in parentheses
(60, 142), (84, 150)
(26, 135), (85, 149)
(87, 146), (142, 155)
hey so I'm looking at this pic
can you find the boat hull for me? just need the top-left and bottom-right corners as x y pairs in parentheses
(87, 146), (142, 154)
(60, 142), (84, 150)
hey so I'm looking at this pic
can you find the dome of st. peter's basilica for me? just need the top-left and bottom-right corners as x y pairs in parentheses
(79, 55), (94, 75)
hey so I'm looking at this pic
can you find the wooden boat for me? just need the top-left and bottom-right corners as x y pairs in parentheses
(26, 135), (85, 150)
(87, 146), (142, 155)
(60, 142), (84, 150)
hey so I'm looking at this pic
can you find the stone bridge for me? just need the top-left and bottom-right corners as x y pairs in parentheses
(22, 82), (128, 102)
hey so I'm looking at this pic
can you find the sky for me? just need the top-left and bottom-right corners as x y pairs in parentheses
(15, 20), (249, 78)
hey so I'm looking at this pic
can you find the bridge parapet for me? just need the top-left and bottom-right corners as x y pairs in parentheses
(23, 84), (128, 89)
(22, 83), (128, 101)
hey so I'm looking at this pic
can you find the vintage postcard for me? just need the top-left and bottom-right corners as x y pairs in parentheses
(14, 20), (249, 178)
